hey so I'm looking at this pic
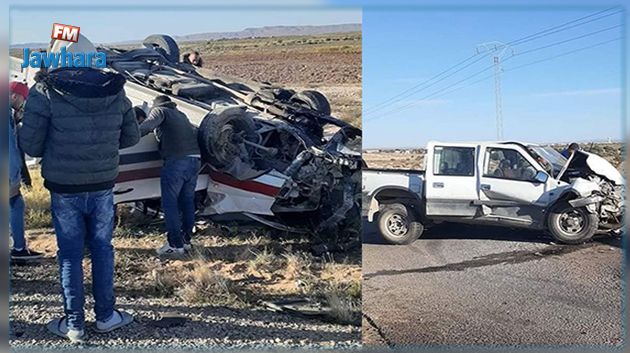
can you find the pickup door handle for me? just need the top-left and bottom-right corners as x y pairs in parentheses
(432, 182), (444, 188)
(480, 184), (491, 191)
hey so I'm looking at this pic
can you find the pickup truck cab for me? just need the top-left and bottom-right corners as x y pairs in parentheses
(363, 141), (624, 245)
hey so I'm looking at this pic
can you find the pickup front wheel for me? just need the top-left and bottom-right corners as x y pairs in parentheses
(377, 203), (424, 245)
(548, 202), (598, 244)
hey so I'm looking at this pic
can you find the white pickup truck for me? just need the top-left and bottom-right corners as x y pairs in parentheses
(363, 141), (624, 245)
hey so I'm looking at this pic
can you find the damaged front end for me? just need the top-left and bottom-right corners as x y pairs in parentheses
(562, 151), (625, 233)
(271, 126), (362, 237)
(196, 102), (362, 239)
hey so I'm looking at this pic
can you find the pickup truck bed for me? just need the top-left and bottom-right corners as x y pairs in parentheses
(362, 168), (425, 220)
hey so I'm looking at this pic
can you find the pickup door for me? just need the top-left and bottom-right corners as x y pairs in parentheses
(425, 142), (479, 216)
(476, 143), (553, 226)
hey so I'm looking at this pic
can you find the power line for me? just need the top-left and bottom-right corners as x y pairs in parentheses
(365, 37), (621, 122)
(366, 24), (621, 121)
(363, 52), (493, 116)
(515, 24), (620, 56)
(507, 8), (622, 46)
(430, 36), (621, 102)
(363, 7), (622, 118)
(365, 63), (496, 121)
(507, 37), (621, 72)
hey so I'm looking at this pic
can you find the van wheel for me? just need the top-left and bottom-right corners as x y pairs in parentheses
(198, 107), (260, 171)
(548, 201), (598, 244)
(142, 34), (180, 63)
(377, 203), (424, 245)
(290, 90), (331, 116)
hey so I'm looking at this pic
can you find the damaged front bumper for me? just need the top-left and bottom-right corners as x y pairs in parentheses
(570, 182), (625, 232)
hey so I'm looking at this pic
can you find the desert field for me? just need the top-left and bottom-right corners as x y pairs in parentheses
(179, 32), (361, 128)
(10, 32), (362, 349)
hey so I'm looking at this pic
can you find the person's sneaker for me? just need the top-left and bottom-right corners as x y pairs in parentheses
(94, 309), (134, 333)
(11, 248), (43, 261)
(156, 243), (185, 257)
(183, 241), (192, 252)
(46, 317), (85, 344)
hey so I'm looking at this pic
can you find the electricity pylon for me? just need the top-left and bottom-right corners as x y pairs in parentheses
(476, 42), (514, 140)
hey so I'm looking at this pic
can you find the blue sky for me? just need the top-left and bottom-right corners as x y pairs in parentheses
(9, 6), (360, 44)
(363, 8), (623, 148)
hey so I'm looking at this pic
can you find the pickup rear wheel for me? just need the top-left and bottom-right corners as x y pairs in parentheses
(548, 202), (598, 244)
(377, 203), (424, 245)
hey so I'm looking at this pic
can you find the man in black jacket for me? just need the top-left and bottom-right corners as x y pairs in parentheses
(10, 81), (32, 188)
(139, 95), (201, 257)
(20, 67), (140, 342)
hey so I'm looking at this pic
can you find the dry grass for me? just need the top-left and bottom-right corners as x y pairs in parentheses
(148, 269), (179, 298)
(20, 167), (361, 325)
(176, 260), (248, 305)
(247, 247), (282, 275)
(21, 170), (52, 229)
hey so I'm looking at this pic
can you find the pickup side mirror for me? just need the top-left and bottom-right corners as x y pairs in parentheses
(533, 171), (549, 184)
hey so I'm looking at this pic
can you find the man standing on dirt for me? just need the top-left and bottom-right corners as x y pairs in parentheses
(19, 64), (140, 342)
(10, 82), (32, 188)
(9, 82), (42, 261)
(139, 95), (201, 257)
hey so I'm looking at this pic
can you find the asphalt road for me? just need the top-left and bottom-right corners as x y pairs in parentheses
(362, 219), (624, 348)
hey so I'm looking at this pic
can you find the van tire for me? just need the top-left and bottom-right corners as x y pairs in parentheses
(143, 34), (180, 63)
(198, 107), (259, 170)
(377, 203), (424, 245)
(290, 90), (331, 116)
(548, 201), (598, 244)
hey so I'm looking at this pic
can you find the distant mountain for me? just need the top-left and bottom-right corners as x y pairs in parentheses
(173, 23), (361, 42)
(11, 23), (361, 49)
(10, 42), (48, 49)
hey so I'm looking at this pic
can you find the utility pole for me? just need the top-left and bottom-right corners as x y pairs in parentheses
(476, 42), (513, 140)
(493, 56), (503, 140)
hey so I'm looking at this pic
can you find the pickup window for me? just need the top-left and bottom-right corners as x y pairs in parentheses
(484, 147), (537, 182)
(432, 146), (475, 176)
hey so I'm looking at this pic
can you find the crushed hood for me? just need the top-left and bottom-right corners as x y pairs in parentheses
(567, 150), (623, 186)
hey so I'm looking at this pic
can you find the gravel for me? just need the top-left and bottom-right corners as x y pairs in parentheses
(10, 253), (360, 350)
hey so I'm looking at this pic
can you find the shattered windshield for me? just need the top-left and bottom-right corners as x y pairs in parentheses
(528, 145), (567, 178)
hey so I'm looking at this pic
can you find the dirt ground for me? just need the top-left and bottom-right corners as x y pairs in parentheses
(10, 32), (362, 349)
(363, 142), (624, 171)
(363, 149), (426, 170)
(180, 32), (362, 128)
(10, 171), (361, 349)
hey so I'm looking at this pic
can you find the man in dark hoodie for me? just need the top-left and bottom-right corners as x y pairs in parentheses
(139, 95), (200, 257)
(20, 67), (140, 342)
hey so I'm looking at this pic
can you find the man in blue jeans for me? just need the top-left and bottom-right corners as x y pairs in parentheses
(139, 95), (201, 257)
(9, 82), (42, 261)
(20, 65), (140, 342)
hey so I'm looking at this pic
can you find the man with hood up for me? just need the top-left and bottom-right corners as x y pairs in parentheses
(19, 40), (140, 341)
